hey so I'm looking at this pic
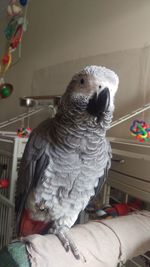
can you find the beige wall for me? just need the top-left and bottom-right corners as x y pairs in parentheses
(1, 0), (150, 136)
(27, 0), (150, 66)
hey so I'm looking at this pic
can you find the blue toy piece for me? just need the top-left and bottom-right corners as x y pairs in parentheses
(19, 0), (28, 6)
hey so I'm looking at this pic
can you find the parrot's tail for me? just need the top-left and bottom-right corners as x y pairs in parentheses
(19, 209), (50, 236)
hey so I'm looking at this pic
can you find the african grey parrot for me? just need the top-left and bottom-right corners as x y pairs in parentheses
(16, 65), (119, 259)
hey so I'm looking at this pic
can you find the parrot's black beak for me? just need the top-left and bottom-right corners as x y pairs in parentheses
(87, 87), (110, 119)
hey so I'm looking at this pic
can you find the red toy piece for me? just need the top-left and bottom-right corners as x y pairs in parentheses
(0, 179), (9, 188)
(114, 203), (130, 216)
(2, 54), (10, 65)
(10, 25), (23, 49)
(103, 199), (142, 218)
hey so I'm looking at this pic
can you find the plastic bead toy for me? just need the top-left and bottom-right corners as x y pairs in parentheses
(17, 127), (31, 137)
(130, 119), (150, 142)
(4, 17), (18, 40)
(10, 24), (23, 49)
(0, 83), (13, 98)
(20, 0), (28, 6)
(2, 51), (12, 73)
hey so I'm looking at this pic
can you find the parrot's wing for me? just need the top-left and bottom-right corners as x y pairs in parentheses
(90, 140), (112, 202)
(93, 162), (110, 199)
(15, 121), (50, 231)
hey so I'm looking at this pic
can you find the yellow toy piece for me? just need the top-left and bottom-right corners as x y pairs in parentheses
(1, 50), (12, 74)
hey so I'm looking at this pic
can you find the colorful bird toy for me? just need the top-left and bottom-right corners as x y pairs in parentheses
(17, 127), (31, 137)
(130, 119), (150, 142)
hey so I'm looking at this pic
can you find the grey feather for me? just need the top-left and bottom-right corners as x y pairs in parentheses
(16, 119), (51, 229)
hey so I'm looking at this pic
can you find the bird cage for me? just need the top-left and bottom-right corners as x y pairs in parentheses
(0, 132), (28, 248)
(103, 137), (150, 267)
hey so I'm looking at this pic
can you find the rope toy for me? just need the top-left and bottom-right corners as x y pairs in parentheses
(7, 0), (22, 17)
(130, 119), (150, 142)
(17, 127), (31, 137)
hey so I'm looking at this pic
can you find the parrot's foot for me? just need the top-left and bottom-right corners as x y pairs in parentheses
(49, 227), (80, 259)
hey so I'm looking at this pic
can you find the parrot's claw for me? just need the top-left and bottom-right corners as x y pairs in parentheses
(57, 230), (80, 259)
(49, 227), (80, 259)
(65, 232), (80, 259)
(56, 230), (70, 252)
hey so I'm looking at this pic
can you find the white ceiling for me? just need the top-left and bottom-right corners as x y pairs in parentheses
(0, 0), (9, 18)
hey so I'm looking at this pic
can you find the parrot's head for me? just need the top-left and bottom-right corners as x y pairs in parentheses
(59, 65), (119, 125)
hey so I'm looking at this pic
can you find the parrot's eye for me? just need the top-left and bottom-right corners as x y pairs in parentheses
(80, 78), (84, 85)
(99, 85), (102, 89)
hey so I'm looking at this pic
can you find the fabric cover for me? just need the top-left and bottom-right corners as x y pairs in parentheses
(0, 211), (149, 267)
(0, 241), (30, 267)
(24, 210), (150, 267)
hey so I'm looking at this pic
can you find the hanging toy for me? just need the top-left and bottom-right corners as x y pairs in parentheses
(17, 127), (31, 137)
(0, 83), (13, 98)
(7, 0), (22, 17)
(0, 0), (29, 102)
(5, 16), (26, 50)
(130, 119), (150, 142)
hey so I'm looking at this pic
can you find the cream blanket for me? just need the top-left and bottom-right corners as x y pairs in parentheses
(23, 211), (150, 267)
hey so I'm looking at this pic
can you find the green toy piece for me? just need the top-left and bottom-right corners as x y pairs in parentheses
(0, 83), (13, 98)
